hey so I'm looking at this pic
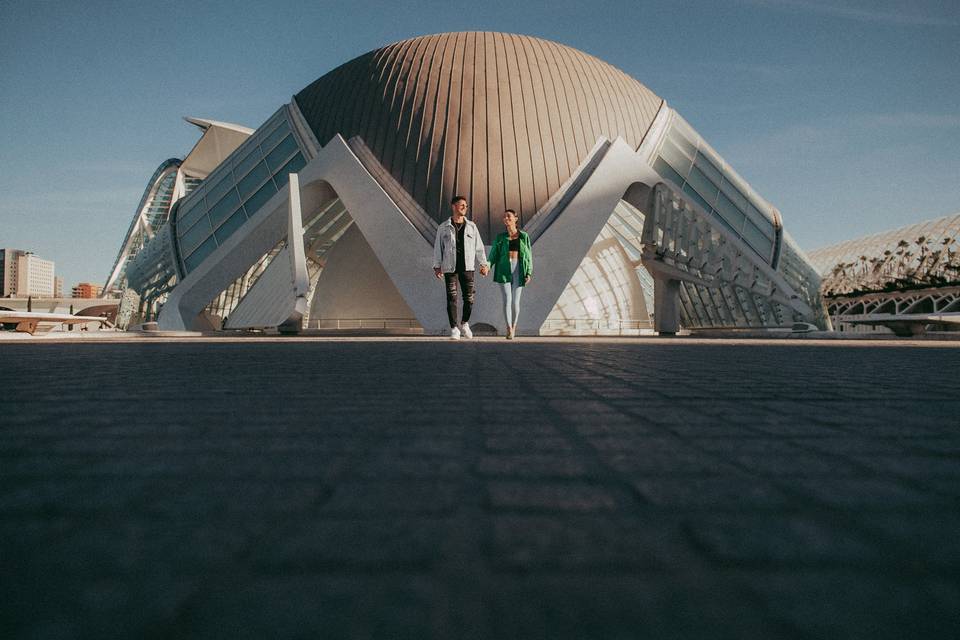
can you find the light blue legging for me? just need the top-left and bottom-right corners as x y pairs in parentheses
(500, 259), (524, 327)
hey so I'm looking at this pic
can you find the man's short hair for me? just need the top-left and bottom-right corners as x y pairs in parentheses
(504, 209), (517, 217)
(451, 195), (467, 205)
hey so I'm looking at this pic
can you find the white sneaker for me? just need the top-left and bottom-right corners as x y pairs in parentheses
(449, 326), (461, 340)
(460, 322), (473, 339)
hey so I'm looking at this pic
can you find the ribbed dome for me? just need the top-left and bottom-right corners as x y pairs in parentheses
(295, 32), (663, 239)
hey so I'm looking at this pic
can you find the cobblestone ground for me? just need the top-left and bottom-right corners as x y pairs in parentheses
(1, 339), (959, 639)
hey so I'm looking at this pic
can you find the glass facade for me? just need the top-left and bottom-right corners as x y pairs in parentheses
(205, 198), (357, 329)
(645, 182), (827, 329)
(105, 160), (182, 294)
(777, 232), (827, 324)
(145, 172), (178, 228)
(542, 201), (653, 335)
(676, 280), (788, 329)
(205, 240), (287, 325)
(175, 108), (307, 275)
(653, 114), (780, 265)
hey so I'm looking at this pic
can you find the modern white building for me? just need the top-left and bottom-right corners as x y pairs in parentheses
(121, 32), (828, 334)
(808, 213), (960, 334)
(103, 119), (253, 305)
(0, 249), (56, 298)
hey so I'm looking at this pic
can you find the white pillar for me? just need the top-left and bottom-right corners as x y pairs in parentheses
(653, 275), (680, 335)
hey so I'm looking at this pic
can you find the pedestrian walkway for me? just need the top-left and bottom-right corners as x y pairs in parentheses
(1, 340), (958, 638)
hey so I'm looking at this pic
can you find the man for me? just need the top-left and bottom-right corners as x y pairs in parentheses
(433, 195), (489, 339)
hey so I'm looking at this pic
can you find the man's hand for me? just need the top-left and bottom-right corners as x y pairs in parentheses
(480, 265), (489, 277)
(434, 267), (443, 279)
(525, 275), (531, 285)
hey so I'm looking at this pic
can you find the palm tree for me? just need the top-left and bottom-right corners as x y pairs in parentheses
(902, 251), (917, 284)
(883, 249), (893, 275)
(894, 239), (910, 278)
(912, 236), (932, 279)
(926, 249), (943, 284)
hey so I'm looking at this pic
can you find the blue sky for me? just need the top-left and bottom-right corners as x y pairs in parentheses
(1, 0), (958, 288)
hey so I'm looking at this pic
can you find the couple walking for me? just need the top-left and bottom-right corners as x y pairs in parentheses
(432, 195), (533, 339)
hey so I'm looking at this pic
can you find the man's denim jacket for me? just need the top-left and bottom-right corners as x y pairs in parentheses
(433, 217), (489, 273)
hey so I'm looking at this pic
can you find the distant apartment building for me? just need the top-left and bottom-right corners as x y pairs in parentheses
(54, 276), (64, 298)
(0, 249), (14, 296)
(17, 253), (55, 297)
(0, 249), (56, 297)
(72, 282), (103, 298)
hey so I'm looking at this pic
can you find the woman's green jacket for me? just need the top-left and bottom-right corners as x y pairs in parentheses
(487, 231), (533, 284)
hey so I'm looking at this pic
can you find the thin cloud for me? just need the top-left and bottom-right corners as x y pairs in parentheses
(665, 60), (797, 84)
(713, 111), (960, 172)
(704, 61), (795, 82)
(853, 113), (960, 128)
(0, 189), (138, 222)
(744, 0), (960, 27)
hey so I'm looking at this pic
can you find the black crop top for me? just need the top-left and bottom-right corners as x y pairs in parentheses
(508, 237), (521, 252)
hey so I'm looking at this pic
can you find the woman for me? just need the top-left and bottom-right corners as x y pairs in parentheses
(487, 209), (533, 339)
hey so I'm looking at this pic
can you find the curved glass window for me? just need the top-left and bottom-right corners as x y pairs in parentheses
(233, 146), (263, 179)
(180, 217), (212, 255)
(184, 236), (218, 272)
(208, 189), (241, 226)
(244, 180), (278, 217)
(214, 208), (247, 244)
(653, 113), (778, 264)
(205, 172), (235, 205)
(778, 233), (825, 320)
(177, 200), (206, 233)
(274, 154), (306, 188)
(175, 107), (308, 274)
(237, 161), (269, 199)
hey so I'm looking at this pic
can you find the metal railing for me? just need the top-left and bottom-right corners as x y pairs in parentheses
(308, 318), (422, 330)
(540, 318), (654, 334)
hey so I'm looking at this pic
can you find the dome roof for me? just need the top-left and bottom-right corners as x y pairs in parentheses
(295, 32), (663, 238)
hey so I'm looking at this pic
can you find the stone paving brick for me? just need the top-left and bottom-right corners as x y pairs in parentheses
(910, 437), (960, 454)
(788, 435), (910, 454)
(486, 575), (786, 639)
(850, 453), (960, 476)
(183, 575), (440, 639)
(631, 474), (790, 509)
(252, 518), (447, 571)
(483, 434), (575, 452)
(475, 453), (591, 478)
(745, 571), (960, 639)
(602, 449), (734, 475)
(135, 479), (334, 514)
(727, 452), (865, 476)
(354, 454), (467, 478)
(487, 481), (625, 512)
(686, 514), (880, 565)
(792, 477), (950, 509)
(0, 477), (144, 513)
(321, 480), (461, 515)
(489, 515), (681, 571)
(1, 339), (959, 638)
(921, 477), (960, 498)
(861, 512), (960, 571)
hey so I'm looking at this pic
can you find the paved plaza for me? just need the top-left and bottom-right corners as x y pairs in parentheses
(1, 337), (959, 638)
